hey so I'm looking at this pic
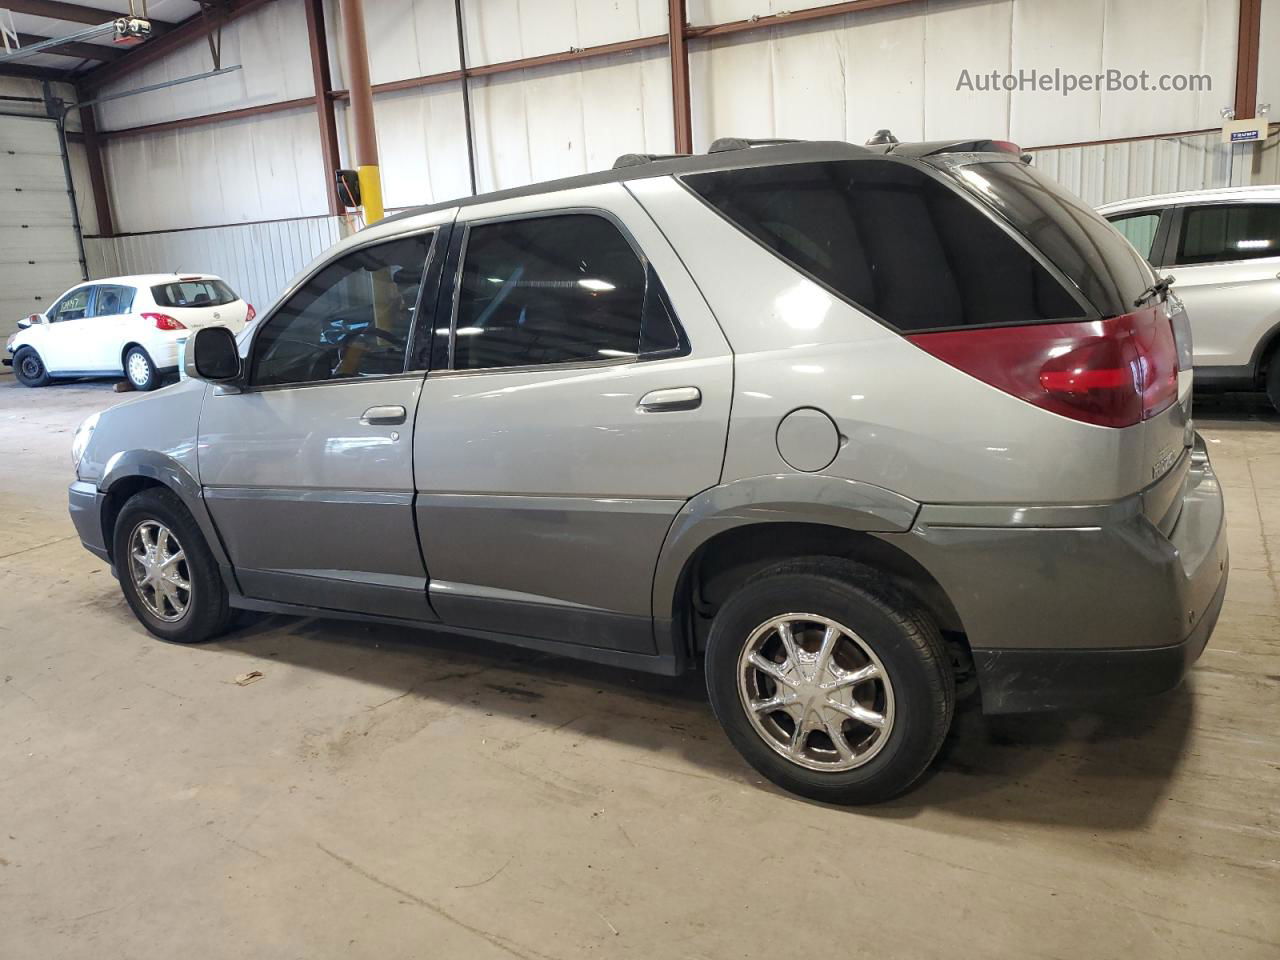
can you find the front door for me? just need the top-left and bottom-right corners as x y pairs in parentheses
(413, 187), (733, 654)
(199, 226), (446, 620)
(39, 284), (96, 372)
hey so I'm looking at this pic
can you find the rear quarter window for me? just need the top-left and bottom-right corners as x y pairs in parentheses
(151, 279), (238, 308)
(682, 158), (1084, 332)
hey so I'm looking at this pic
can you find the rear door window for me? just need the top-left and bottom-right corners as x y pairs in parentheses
(1106, 210), (1163, 261)
(682, 159), (1084, 332)
(450, 213), (686, 370)
(1174, 203), (1280, 265)
(151, 279), (238, 308)
(91, 284), (135, 316)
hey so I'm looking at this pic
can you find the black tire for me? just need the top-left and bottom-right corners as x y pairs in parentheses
(123, 345), (159, 391)
(705, 558), (954, 805)
(113, 487), (232, 643)
(1266, 351), (1280, 415)
(13, 347), (51, 387)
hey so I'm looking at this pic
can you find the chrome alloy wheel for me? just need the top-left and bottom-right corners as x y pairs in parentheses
(737, 613), (894, 772)
(128, 520), (191, 622)
(126, 351), (150, 386)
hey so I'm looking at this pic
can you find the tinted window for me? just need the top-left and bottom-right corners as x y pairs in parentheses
(957, 160), (1154, 315)
(683, 159), (1083, 332)
(1175, 203), (1280, 265)
(1107, 211), (1162, 260)
(91, 284), (135, 316)
(50, 287), (91, 321)
(451, 214), (684, 370)
(151, 279), (238, 308)
(252, 233), (432, 387)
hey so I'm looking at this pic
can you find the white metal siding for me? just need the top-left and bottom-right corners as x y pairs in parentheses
(85, 215), (349, 315)
(0, 115), (84, 323)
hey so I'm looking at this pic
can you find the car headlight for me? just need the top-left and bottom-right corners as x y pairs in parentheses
(71, 412), (100, 468)
(4, 332), (15, 353)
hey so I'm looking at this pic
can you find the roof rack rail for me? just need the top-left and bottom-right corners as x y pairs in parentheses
(707, 137), (803, 154)
(611, 152), (690, 169)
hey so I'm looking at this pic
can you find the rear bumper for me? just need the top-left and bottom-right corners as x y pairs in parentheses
(887, 433), (1229, 713)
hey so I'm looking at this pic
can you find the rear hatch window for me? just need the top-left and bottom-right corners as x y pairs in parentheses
(944, 159), (1155, 316)
(151, 279), (238, 308)
(682, 158), (1086, 333)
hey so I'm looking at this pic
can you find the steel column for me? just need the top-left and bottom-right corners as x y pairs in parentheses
(304, 0), (342, 215)
(75, 87), (115, 237)
(1233, 0), (1262, 120)
(668, 0), (692, 154)
(338, 0), (382, 223)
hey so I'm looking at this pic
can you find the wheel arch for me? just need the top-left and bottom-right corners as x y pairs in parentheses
(651, 476), (968, 667)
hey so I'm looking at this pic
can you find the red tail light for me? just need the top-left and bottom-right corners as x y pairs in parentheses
(907, 307), (1179, 428)
(245, 303), (256, 323)
(143, 312), (186, 331)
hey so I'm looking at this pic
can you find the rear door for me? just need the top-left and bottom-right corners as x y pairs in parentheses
(199, 226), (446, 619)
(84, 283), (136, 370)
(1162, 202), (1280, 369)
(413, 184), (732, 653)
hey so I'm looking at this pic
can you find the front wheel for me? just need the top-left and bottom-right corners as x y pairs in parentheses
(13, 347), (51, 387)
(124, 346), (160, 391)
(113, 487), (232, 643)
(705, 558), (954, 804)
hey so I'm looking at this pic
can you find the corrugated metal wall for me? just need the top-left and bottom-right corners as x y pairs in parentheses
(85, 215), (350, 313)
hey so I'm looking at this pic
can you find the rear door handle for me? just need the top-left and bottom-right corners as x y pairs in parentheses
(637, 386), (702, 412)
(361, 405), (407, 425)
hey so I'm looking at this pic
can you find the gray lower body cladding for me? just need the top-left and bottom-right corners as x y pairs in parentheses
(883, 435), (1228, 712)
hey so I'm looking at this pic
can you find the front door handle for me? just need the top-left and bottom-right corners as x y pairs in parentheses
(637, 386), (702, 412)
(361, 405), (407, 425)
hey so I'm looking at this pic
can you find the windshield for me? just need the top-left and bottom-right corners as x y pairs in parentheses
(151, 279), (238, 308)
(948, 159), (1154, 317)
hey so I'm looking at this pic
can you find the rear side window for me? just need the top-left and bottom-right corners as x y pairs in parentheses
(451, 214), (685, 370)
(682, 159), (1083, 332)
(955, 160), (1154, 316)
(151, 279), (238, 308)
(91, 284), (135, 316)
(1107, 210), (1163, 261)
(1175, 203), (1280, 265)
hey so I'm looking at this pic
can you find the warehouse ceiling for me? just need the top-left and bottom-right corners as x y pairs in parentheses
(0, 0), (221, 83)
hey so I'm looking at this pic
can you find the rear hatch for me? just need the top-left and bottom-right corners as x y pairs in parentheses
(149, 277), (250, 333)
(930, 153), (1194, 514)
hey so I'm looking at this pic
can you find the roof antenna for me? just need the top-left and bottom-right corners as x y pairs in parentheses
(865, 129), (899, 146)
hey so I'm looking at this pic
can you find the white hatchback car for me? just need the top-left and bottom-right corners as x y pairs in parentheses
(4, 274), (255, 391)
(1099, 186), (1280, 410)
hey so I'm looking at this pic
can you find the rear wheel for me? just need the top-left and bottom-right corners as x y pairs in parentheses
(13, 347), (50, 387)
(1266, 350), (1280, 414)
(113, 487), (231, 643)
(124, 346), (159, 391)
(705, 558), (954, 804)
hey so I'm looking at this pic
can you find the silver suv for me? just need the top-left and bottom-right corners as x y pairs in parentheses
(68, 139), (1228, 804)
(1099, 186), (1280, 411)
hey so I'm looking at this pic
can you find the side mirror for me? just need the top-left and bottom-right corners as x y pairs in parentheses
(186, 326), (241, 383)
(18, 314), (42, 329)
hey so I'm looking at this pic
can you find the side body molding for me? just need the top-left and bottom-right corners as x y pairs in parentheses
(651, 474), (920, 621)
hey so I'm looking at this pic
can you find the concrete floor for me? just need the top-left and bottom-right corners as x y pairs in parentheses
(1, 371), (1277, 960)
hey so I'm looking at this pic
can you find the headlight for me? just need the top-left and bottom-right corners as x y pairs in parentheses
(4, 332), (15, 353)
(71, 412), (100, 468)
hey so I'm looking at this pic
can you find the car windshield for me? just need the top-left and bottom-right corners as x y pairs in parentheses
(151, 279), (238, 308)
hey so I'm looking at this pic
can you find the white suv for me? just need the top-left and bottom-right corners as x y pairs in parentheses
(1099, 186), (1280, 410)
(4, 274), (255, 391)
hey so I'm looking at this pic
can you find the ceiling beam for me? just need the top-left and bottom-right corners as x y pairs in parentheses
(0, 61), (70, 80)
(81, 0), (275, 91)
(15, 32), (127, 61)
(0, 1), (172, 28)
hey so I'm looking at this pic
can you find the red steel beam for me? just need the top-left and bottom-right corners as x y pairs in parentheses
(81, 0), (276, 91)
(687, 0), (919, 38)
(96, 97), (314, 140)
(1233, 0), (1262, 119)
(303, 0), (341, 214)
(668, 0), (692, 153)
(75, 88), (115, 236)
(1, 1), (171, 27)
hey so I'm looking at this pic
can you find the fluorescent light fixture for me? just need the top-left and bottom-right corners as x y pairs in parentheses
(1236, 239), (1272, 249)
(456, 326), (484, 335)
(578, 278), (615, 292)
